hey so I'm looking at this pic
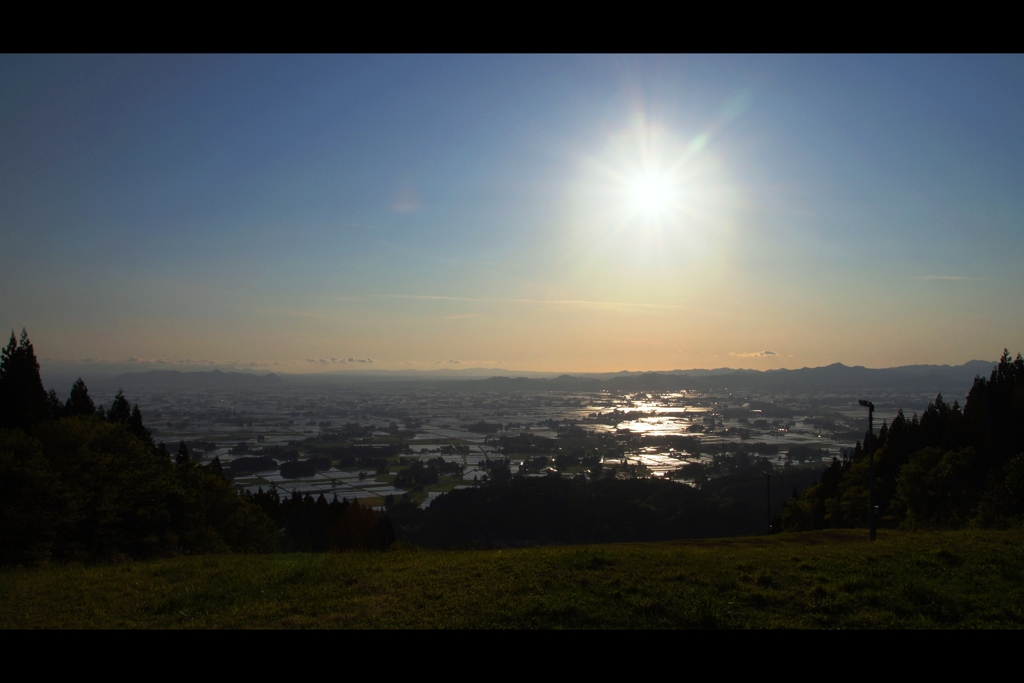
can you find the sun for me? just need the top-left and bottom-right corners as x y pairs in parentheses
(628, 174), (673, 216)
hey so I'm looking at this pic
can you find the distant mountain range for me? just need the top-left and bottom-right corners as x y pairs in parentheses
(432, 360), (998, 395)
(98, 369), (283, 391)
(86, 360), (998, 396)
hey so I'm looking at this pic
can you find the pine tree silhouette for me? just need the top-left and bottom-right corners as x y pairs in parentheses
(107, 389), (132, 425)
(65, 378), (96, 417)
(128, 404), (153, 447)
(0, 329), (50, 430)
(47, 389), (63, 418)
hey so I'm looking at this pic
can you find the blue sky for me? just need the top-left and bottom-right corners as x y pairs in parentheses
(2, 54), (1021, 373)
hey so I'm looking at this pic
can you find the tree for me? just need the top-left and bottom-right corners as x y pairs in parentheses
(128, 404), (153, 447)
(106, 389), (132, 425)
(0, 429), (61, 564)
(895, 447), (985, 528)
(46, 389), (63, 419)
(0, 332), (16, 382)
(65, 378), (96, 417)
(1, 416), (275, 563)
(0, 329), (50, 431)
(964, 350), (1024, 472)
(780, 351), (1024, 532)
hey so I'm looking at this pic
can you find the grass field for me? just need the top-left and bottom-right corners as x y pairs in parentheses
(3, 529), (1023, 628)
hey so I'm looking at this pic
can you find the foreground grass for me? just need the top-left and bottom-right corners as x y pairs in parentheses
(3, 529), (1023, 628)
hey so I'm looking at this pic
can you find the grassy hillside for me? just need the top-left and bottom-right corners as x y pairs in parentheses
(3, 529), (1023, 629)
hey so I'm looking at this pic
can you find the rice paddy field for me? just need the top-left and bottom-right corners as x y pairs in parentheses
(3, 529), (1023, 629)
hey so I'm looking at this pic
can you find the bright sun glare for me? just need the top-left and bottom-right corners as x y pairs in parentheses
(629, 174), (673, 216)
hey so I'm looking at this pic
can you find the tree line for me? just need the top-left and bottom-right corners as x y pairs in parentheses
(248, 488), (395, 552)
(391, 465), (825, 548)
(780, 350), (1024, 531)
(0, 330), (393, 565)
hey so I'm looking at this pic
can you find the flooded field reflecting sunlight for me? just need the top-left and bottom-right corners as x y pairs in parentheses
(116, 382), (937, 497)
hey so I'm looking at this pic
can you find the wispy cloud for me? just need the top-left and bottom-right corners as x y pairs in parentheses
(391, 188), (421, 213)
(45, 356), (285, 368)
(252, 303), (364, 320)
(339, 221), (379, 232)
(435, 359), (501, 366)
(69, 356), (221, 366)
(730, 350), (777, 358)
(377, 294), (699, 312)
(916, 275), (984, 281)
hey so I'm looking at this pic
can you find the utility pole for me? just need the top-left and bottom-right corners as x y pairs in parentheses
(765, 471), (771, 534)
(859, 400), (876, 541)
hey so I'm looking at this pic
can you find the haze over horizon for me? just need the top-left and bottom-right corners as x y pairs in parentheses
(35, 356), (1002, 384)
(3, 55), (1023, 373)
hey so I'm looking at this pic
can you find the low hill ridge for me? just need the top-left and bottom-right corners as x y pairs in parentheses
(103, 369), (283, 391)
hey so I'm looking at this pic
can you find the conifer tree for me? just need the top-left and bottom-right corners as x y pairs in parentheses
(128, 404), (153, 447)
(107, 389), (132, 425)
(47, 389), (63, 418)
(65, 378), (96, 417)
(0, 329), (50, 430)
(0, 332), (15, 374)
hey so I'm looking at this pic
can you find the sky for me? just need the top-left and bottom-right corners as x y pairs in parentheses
(2, 54), (1022, 375)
